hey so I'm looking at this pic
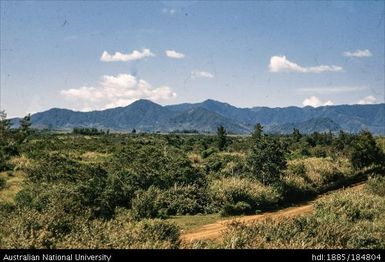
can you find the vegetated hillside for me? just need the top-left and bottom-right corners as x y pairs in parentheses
(267, 118), (342, 134)
(10, 99), (385, 134)
(169, 107), (250, 134)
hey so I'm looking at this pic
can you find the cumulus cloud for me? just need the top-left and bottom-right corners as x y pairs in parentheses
(100, 49), (155, 62)
(165, 50), (185, 59)
(60, 74), (176, 110)
(269, 56), (343, 73)
(298, 86), (368, 94)
(191, 70), (214, 79)
(343, 49), (372, 58)
(302, 96), (334, 107)
(162, 8), (177, 15)
(358, 95), (377, 105)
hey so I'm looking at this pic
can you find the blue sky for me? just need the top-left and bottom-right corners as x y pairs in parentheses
(1, 1), (384, 117)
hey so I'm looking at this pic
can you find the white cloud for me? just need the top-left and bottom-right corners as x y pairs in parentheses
(100, 49), (155, 62)
(269, 56), (343, 73)
(162, 8), (177, 15)
(358, 95), (377, 105)
(191, 70), (214, 79)
(60, 74), (176, 110)
(165, 50), (185, 59)
(298, 86), (368, 94)
(302, 96), (334, 107)
(343, 49), (372, 58)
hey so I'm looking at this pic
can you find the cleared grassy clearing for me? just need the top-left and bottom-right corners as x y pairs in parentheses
(0, 170), (25, 203)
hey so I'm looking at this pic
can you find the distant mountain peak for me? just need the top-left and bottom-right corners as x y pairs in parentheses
(129, 99), (160, 106)
(202, 98), (219, 103)
(201, 99), (229, 106)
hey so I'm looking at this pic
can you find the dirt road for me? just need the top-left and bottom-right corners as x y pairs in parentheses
(181, 183), (365, 243)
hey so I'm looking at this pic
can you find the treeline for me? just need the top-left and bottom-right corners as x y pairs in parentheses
(72, 127), (109, 136)
(0, 111), (32, 171)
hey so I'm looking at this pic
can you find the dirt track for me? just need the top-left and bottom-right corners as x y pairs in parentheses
(181, 183), (365, 243)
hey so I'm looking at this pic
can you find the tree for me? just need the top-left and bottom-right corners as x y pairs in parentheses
(350, 131), (385, 170)
(216, 125), (228, 151)
(0, 110), (12, 147)
(0, 110), (15, 171)
(0, 110), (11, 141)
(251, 123), (263, 143)
(292, 128), (302, 142)
(333, 130), (354, 151)
(248, 127), (287, 185)
(17, 114), (32, 143)
(132, 128), (137, 134)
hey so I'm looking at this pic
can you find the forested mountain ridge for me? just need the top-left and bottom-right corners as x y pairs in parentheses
(10, 99), (385, 134)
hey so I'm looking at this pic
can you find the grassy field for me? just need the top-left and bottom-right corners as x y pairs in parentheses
(0, 170), (25, 203)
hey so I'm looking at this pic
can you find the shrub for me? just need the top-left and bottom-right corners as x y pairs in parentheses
(350, 131), (385, 170)
(314, 191), (384, 223)
(209, 177), (281, 216)
(0, 177), (6, 189)
(1, 205), (79, 248)
(101, 170), (138, 209)
(204, 154), (223, 174)
(135, 219), (180, 248)
(221, 202), (253, 216)
(131, 186), (163, 220)
(75, 166), (113, 218)
(58, 211), (180, 249)
(289, 162), (307, 177)
(2, 207), (181, 249)
(158, 184), (208, 216)
(117, 145), (205, 189)
(26, 152), (82, 182)
(365, 176), (385, 197)
(201, 147), (216, 159)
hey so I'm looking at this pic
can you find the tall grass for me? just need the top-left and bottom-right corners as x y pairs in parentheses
(209, 177), (281, 216)
(215, 186), (385, 249)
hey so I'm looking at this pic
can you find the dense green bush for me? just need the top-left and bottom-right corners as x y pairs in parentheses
(135, 219), (180, 248)
(59, 212), (180, 249)
(1, 207), (180, 249)
(201, 147), (216, 159)
(209, 177), (281, 216)
(280, 157), (353, 202)
(247, 133), (287, 185)
(158, 184), (208, 215)
(203, 153), (247, 178)
(1, 205), (80, 248)
(114, 145), (205, 189)
(26, 152), (83, 182)
(350, 131), (385, 170)
(72, 127), (106, 135)
(131, 186), (163, 220)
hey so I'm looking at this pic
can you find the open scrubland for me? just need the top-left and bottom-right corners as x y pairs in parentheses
(1, 116), (384, 249)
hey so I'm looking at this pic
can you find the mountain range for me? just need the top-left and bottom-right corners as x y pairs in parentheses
(10, 99), (385, 134)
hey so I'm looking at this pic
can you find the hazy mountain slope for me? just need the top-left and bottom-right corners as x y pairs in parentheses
(267, 118), (342, 134)
(169, 107), (250, 133)
(9, 99), (385, 134)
